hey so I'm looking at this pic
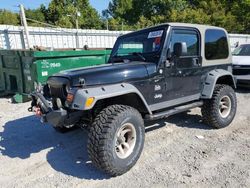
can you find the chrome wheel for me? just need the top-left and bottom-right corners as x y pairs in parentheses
(115, 123), (136, 159)
(219, 95), (232, 118)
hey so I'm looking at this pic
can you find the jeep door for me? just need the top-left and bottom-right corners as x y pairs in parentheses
(165, 28), (202, 103)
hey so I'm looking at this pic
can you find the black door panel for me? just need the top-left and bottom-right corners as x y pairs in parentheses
(164, 28), (202, 101)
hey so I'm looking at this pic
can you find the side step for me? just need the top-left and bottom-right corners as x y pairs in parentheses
(145, 101), (203, 120)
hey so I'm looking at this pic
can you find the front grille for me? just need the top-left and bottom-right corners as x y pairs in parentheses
(233, 66), (250, 75)
(47, 77), (70, 100)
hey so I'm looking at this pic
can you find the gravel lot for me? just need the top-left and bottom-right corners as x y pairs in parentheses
(0, 89), (249, 188)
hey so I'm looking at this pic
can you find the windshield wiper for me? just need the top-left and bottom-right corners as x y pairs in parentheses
(110, 55), (130, 64)
(130, 52), (146, 61)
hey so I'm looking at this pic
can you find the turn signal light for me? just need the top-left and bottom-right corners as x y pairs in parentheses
(85, 97), (95, 108)
(66, 93), (74, 103)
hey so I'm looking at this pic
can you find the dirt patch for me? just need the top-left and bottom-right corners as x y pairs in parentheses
(0, 90), (249, 187)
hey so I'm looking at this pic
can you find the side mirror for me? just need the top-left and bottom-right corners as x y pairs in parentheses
(173, 42), (187, 57)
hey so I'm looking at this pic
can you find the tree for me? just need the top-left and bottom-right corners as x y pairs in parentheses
(25, 7), (46, 27)
(106, 0), (249, 33)
(0, 9), (19, 25)
(46, 0), (103, 29)
(170, 0), (239, 33)
(0, 0), (249, 33)
(229, 0), (250, 33)
(106, 0), (188, 25)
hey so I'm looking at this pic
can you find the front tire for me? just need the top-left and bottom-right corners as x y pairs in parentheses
(87, 105), (145, 176)
(201, 84), (237, 128)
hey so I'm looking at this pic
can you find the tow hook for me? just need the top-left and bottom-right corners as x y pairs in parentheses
(34, 106), (42, 116)
(28, 106), (42, 116)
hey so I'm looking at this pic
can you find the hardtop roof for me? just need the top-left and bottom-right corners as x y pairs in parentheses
(119, 22), (227, 38)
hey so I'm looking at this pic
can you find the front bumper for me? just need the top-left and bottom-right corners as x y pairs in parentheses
(235, 75), (250, 87)
(233, 65), (250, 75)
(29, 92), (82, 128)
(233, 66), (250, 87)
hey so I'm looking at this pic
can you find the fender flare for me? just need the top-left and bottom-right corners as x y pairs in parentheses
(201, 69), (236, 99)
(72, 83), (152, 114)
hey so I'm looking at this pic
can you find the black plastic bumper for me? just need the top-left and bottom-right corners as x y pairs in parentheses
(29, 92), (68, 127)
(29, 92), (84, 128)
(235, 75), (250, 87)
(233, 66), (250, 75)
(233, 66), (250, 87)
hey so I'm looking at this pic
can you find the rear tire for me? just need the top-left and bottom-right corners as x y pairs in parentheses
(87, 105), (145, 176)
(201, 84), (237, 128)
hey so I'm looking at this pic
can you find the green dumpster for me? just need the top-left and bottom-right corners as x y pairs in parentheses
(0, 49), (111, 102)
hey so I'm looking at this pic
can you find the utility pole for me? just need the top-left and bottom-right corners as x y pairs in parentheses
(73, 0), (80, 30)
(106, 19), (109, 30)
(75, 10), (81, 48)
(76, 10), (80, 30)
(19, 4), (31, 49)
(76, 18), (79, 30)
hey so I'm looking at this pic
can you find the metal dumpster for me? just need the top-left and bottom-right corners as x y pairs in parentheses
(0, 49), (111, 102)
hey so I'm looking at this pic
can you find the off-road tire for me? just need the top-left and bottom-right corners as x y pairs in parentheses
(201, 84), (237, 128)
(87, 105), (145, 176)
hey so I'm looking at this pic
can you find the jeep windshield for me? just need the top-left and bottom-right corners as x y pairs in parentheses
(232, 44), (250, 56)
(109, 27), (167, 63)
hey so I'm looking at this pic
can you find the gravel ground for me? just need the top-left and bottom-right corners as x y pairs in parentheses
(0, 89), (249, 188)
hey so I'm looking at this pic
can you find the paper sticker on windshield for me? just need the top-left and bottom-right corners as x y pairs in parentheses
(148, 30), (163, 39)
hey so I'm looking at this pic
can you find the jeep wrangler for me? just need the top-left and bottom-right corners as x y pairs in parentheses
(29, 23), (237, 176)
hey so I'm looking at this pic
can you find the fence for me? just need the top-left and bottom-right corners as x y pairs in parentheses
(0, 25), (130, 49)
(0, 25), (250, 50)
(228, 34), (250, 50)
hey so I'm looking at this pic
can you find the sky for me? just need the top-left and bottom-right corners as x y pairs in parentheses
(0, 0), (111, 14)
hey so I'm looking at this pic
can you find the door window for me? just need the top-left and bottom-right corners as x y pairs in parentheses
(169, 29), (200, 68)
(170, 29), (199, 57)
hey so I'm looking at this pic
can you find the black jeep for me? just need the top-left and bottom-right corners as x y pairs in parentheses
(29, 23), (237, 176)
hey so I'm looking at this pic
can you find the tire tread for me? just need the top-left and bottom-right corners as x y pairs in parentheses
(201, 84), (237, 128)
(87, 104), (143, 176)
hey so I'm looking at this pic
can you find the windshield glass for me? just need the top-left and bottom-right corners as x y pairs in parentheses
(110, 27), (166, 63)
(232, 45), (250, 56)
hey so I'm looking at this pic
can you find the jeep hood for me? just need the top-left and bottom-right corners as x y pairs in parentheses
(52, 62), (157, 86)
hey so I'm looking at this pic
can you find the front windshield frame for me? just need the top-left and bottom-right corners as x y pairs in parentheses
(232, 44), (250, 56)
(109, 26), (168, 63)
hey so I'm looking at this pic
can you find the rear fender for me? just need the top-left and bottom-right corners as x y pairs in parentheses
(201, 69), (236, 99)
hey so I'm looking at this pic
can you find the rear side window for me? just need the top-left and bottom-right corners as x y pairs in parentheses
(205, 29), (229, 60)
